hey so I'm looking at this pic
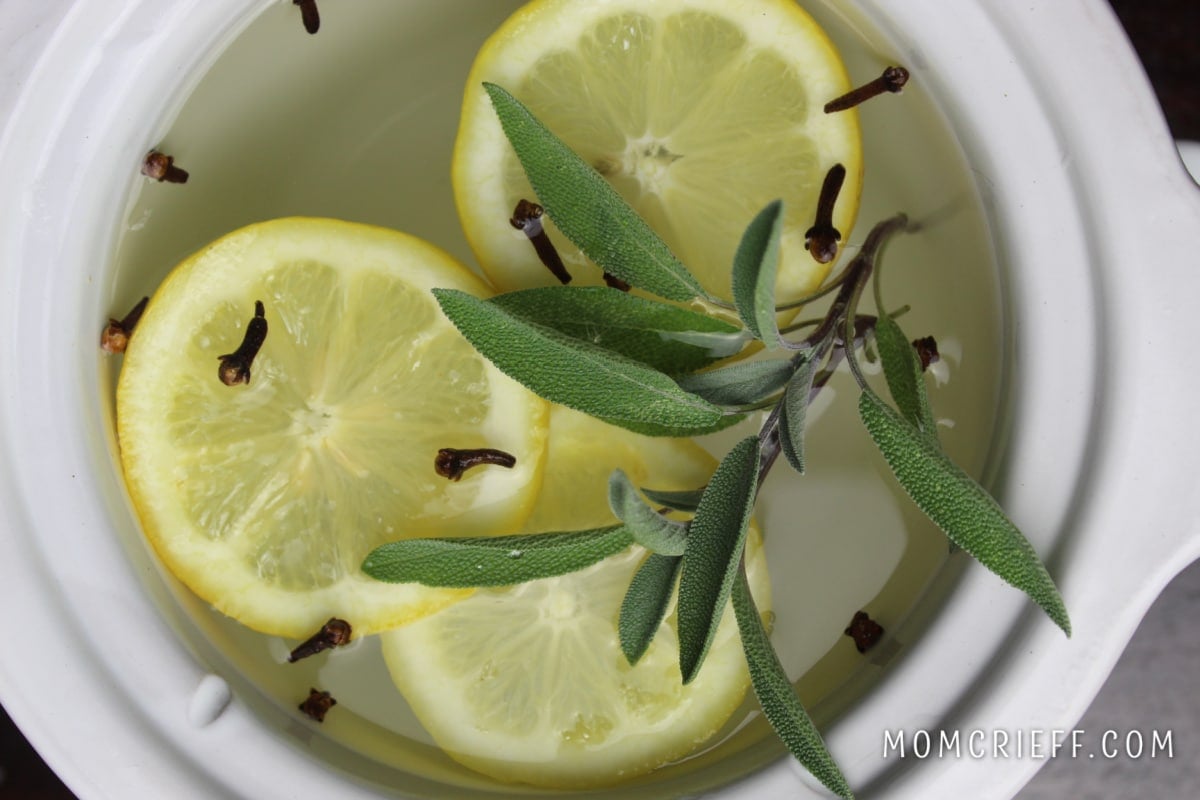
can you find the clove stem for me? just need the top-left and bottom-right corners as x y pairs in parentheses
(824, 66), (910, 113)
(288, 618), (352, 662)
(294, 0), (320, 34)
(142, 151), (189, 184)
(100, 296), (149, 354)
(804, 163), (846, 264)
(511, 199), (573, 284)
(217, 300), (268, 386)
(435, 447), (517, 481)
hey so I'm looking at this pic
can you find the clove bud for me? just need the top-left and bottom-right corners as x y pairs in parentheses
(804, 163), (846, 264)
(912, 335), (940, 371)
(100, 296), (149, 354)
(824, 66), (910, 114)
(217, 300), (268, 386)
(142, 151), (189, 183)
(844, 610), (885, 653)
(511, 199), (572, 284)
(288, 618), (352, 663)
(298, 688), (336, 722)
(435, 448), (517, 482)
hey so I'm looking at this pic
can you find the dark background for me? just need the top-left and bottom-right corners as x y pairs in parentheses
(1, 1), (1196, 797)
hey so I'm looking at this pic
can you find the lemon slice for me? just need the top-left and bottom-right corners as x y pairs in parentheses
(522, 405), (714, 532)
(453, 0), (861, 304)
(380, 406), (770, 788)
(116, 218), (549, 637)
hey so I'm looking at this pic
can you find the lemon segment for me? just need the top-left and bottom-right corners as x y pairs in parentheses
(453, 0), (861, 305)
(116, 218), (549, 637)
(381, 406), (771, 788)
(522, 405), (715, 533)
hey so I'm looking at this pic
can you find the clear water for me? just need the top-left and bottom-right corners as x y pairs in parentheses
(105, 1), (1004, 795)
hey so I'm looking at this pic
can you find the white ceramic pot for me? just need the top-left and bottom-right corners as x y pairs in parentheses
(1, 1), (1197, 798)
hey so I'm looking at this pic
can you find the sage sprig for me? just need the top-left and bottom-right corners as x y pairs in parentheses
(365, 82), (1070, 799)
(732, 571), (853, 799)
(639, 485), (706, 513)
(844, 228), (1070, 636)
(677, 435), (761, 684)
(858, 392), (1071, 634)
(608, 469), (688, 556)
(675, 358), (794, 407)
(618, 553), (682, 665)
(433, 288), (732, 437)
(485, 83), (710, 302)
(362, 526), (632, 587)
(874, 310), (938, 438)
(490, 286), (749, 373)
(731, 199), (785, 347)
(778, 352), (819, 474)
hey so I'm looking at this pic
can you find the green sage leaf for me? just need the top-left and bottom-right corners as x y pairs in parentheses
(875, 312), (937, 439)
(361, 526), (633, 588)
(731, 200), (785, 347)
(858, 392), (1070, 635)
(778, 354), (818, 474)
(434, 288), (728, 436)
(732, 572), (853, 799)
(608, 469), (688, 556)
(676, 358), (793, 408)
(640, 486), (706, 513)
(678, 436), (761, 683)
(618, 553), (682, 666)
(490, 286), (748, 374)
(485, 83), (708, 303)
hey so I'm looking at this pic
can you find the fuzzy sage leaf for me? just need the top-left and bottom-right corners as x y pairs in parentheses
(779, 354), (818, 474)
(858, 392), (1070, 635)
(490, 287), (747, 374)
(485, 83), (708, 302)
(732, 571), (853, 799)
(640, 486), (706, 513)
(619, 553), (682, 666)
(434, 288), (729, 437)
(731, 200), (785, 347)
(678, 435), (761, 683)
(609, 470), (688, 555)
(874, 312), (937, 439)
(361, 526), (633, 588)
(676, 358), (793, 408)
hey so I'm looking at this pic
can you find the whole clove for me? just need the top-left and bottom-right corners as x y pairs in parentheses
(288, 618), (352, 663)
(217, 300), (268, 386)
(844, 610), (885, 653)
(804, 163), (846, 264)
(912, 335), (940, 371)
(824, 66), (910, 114)
(435, 448), (517, 482)
(510, 199), (573, 284)
(602, 272), (632, 292)
(298, 688), (336, 722)
(294, 0), (320, 34)
(142, 151), (189, 184)
(100, 296), (149, 354)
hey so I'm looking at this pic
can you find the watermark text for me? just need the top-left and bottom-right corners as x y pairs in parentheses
(882, 728), (1174, 761)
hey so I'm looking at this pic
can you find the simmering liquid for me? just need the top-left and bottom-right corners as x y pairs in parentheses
(105, 1), (1005, 795)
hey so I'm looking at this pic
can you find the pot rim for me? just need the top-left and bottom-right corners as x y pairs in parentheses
(0, 1), (1197, 798)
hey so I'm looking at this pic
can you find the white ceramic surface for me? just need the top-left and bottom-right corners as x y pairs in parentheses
(1, 1), (1198, 798)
